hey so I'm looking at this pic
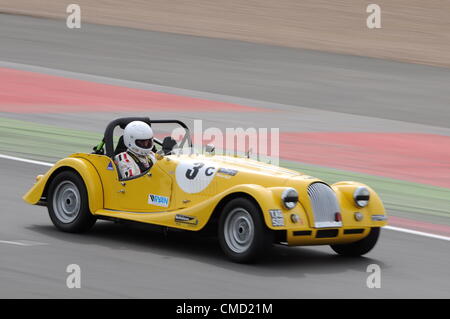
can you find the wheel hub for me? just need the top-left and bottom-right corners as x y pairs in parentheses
(224, 208), (255, 253)
(53, 181), (81, 223)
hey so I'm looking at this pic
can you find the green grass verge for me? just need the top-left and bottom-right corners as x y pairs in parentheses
(1, 116), (449, 224)
(0, 117), (102, 161)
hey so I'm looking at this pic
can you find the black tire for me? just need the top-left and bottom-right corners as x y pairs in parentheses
(330, 227), (380, 256)
(218, 197), (273, 263)
(47, 170), (96, 233)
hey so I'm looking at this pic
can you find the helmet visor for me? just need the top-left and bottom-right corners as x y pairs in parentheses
(135, 138), (153, 149)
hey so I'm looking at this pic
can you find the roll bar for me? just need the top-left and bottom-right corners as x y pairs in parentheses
(101, 117), (192, 158)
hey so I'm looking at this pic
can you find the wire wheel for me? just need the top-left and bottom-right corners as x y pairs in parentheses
(223, 207), (255, 253)
(52, 180), (81, 224)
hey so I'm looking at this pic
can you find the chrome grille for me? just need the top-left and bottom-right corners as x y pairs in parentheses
(307, 182), (342, 228)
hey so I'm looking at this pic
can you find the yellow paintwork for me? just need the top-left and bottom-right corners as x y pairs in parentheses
(23, 152), (387, 246)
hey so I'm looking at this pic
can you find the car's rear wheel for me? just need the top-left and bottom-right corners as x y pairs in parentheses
(330, 227), (380, 256)
(47, 170), (96, 233)
(218, 198), (273, 263)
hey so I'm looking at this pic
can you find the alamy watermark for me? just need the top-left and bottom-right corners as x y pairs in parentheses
(66, 264), (81, 288)
(366, 4), (381, 29)
(366, 263), (381, 288)
(66, 4), (81, 29)
(170, 120), (280, 166)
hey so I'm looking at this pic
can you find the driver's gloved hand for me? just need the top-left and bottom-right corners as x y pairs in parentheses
(162, 136), (177, 154)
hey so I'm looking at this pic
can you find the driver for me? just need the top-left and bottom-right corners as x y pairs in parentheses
(114, 121), (157, 179)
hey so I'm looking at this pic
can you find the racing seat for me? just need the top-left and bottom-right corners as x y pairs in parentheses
(114, 136), (127, 155)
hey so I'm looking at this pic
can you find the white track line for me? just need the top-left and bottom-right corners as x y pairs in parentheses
(2, 153), (449, 242)
(0, 240), (30, 246)
(0, 154), (53, 167)
(385, 226), (450, 242)
(0, 240), (47, 246)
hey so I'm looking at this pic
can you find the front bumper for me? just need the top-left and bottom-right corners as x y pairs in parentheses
(286, 226), (381, 246)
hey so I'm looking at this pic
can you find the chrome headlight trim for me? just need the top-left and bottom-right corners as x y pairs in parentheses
(353, 186), (370, 207)
(281, 188), (298, 210)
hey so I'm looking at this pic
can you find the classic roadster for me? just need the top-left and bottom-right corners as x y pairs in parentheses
(23, 117), (388, 262)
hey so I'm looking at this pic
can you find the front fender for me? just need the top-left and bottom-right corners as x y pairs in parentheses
(217, 184), (283, 229)
(208, 184), (306, 231)
(332, 181), (387, 227)
(22, 157), (103, 213)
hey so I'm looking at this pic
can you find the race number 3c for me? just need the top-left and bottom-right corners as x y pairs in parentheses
(176, 160), (217, 194)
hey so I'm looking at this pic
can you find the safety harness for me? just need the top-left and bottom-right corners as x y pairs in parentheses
(126, 151), (153, 174)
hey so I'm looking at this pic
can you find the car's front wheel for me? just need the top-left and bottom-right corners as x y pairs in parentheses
(47, 170), (96, 233)
(218, 198), (273, 263)
(330, 227), (380, 256)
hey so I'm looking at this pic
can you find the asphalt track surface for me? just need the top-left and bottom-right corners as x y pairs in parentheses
(1, 158), (449, 298)
(0, 14), (449, 298)
(1, 14), (450, 128)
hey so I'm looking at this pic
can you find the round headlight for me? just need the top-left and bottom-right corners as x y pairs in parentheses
(353, 186), (370, 207)
(282, 188), (298, 210)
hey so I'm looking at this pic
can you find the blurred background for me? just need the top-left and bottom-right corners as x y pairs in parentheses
(0, 1), (449, 298)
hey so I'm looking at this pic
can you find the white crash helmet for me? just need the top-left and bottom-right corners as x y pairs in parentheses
(123, 121), (154, 156)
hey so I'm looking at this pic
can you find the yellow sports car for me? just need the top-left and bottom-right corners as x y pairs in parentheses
(23, 117), (388, 263)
